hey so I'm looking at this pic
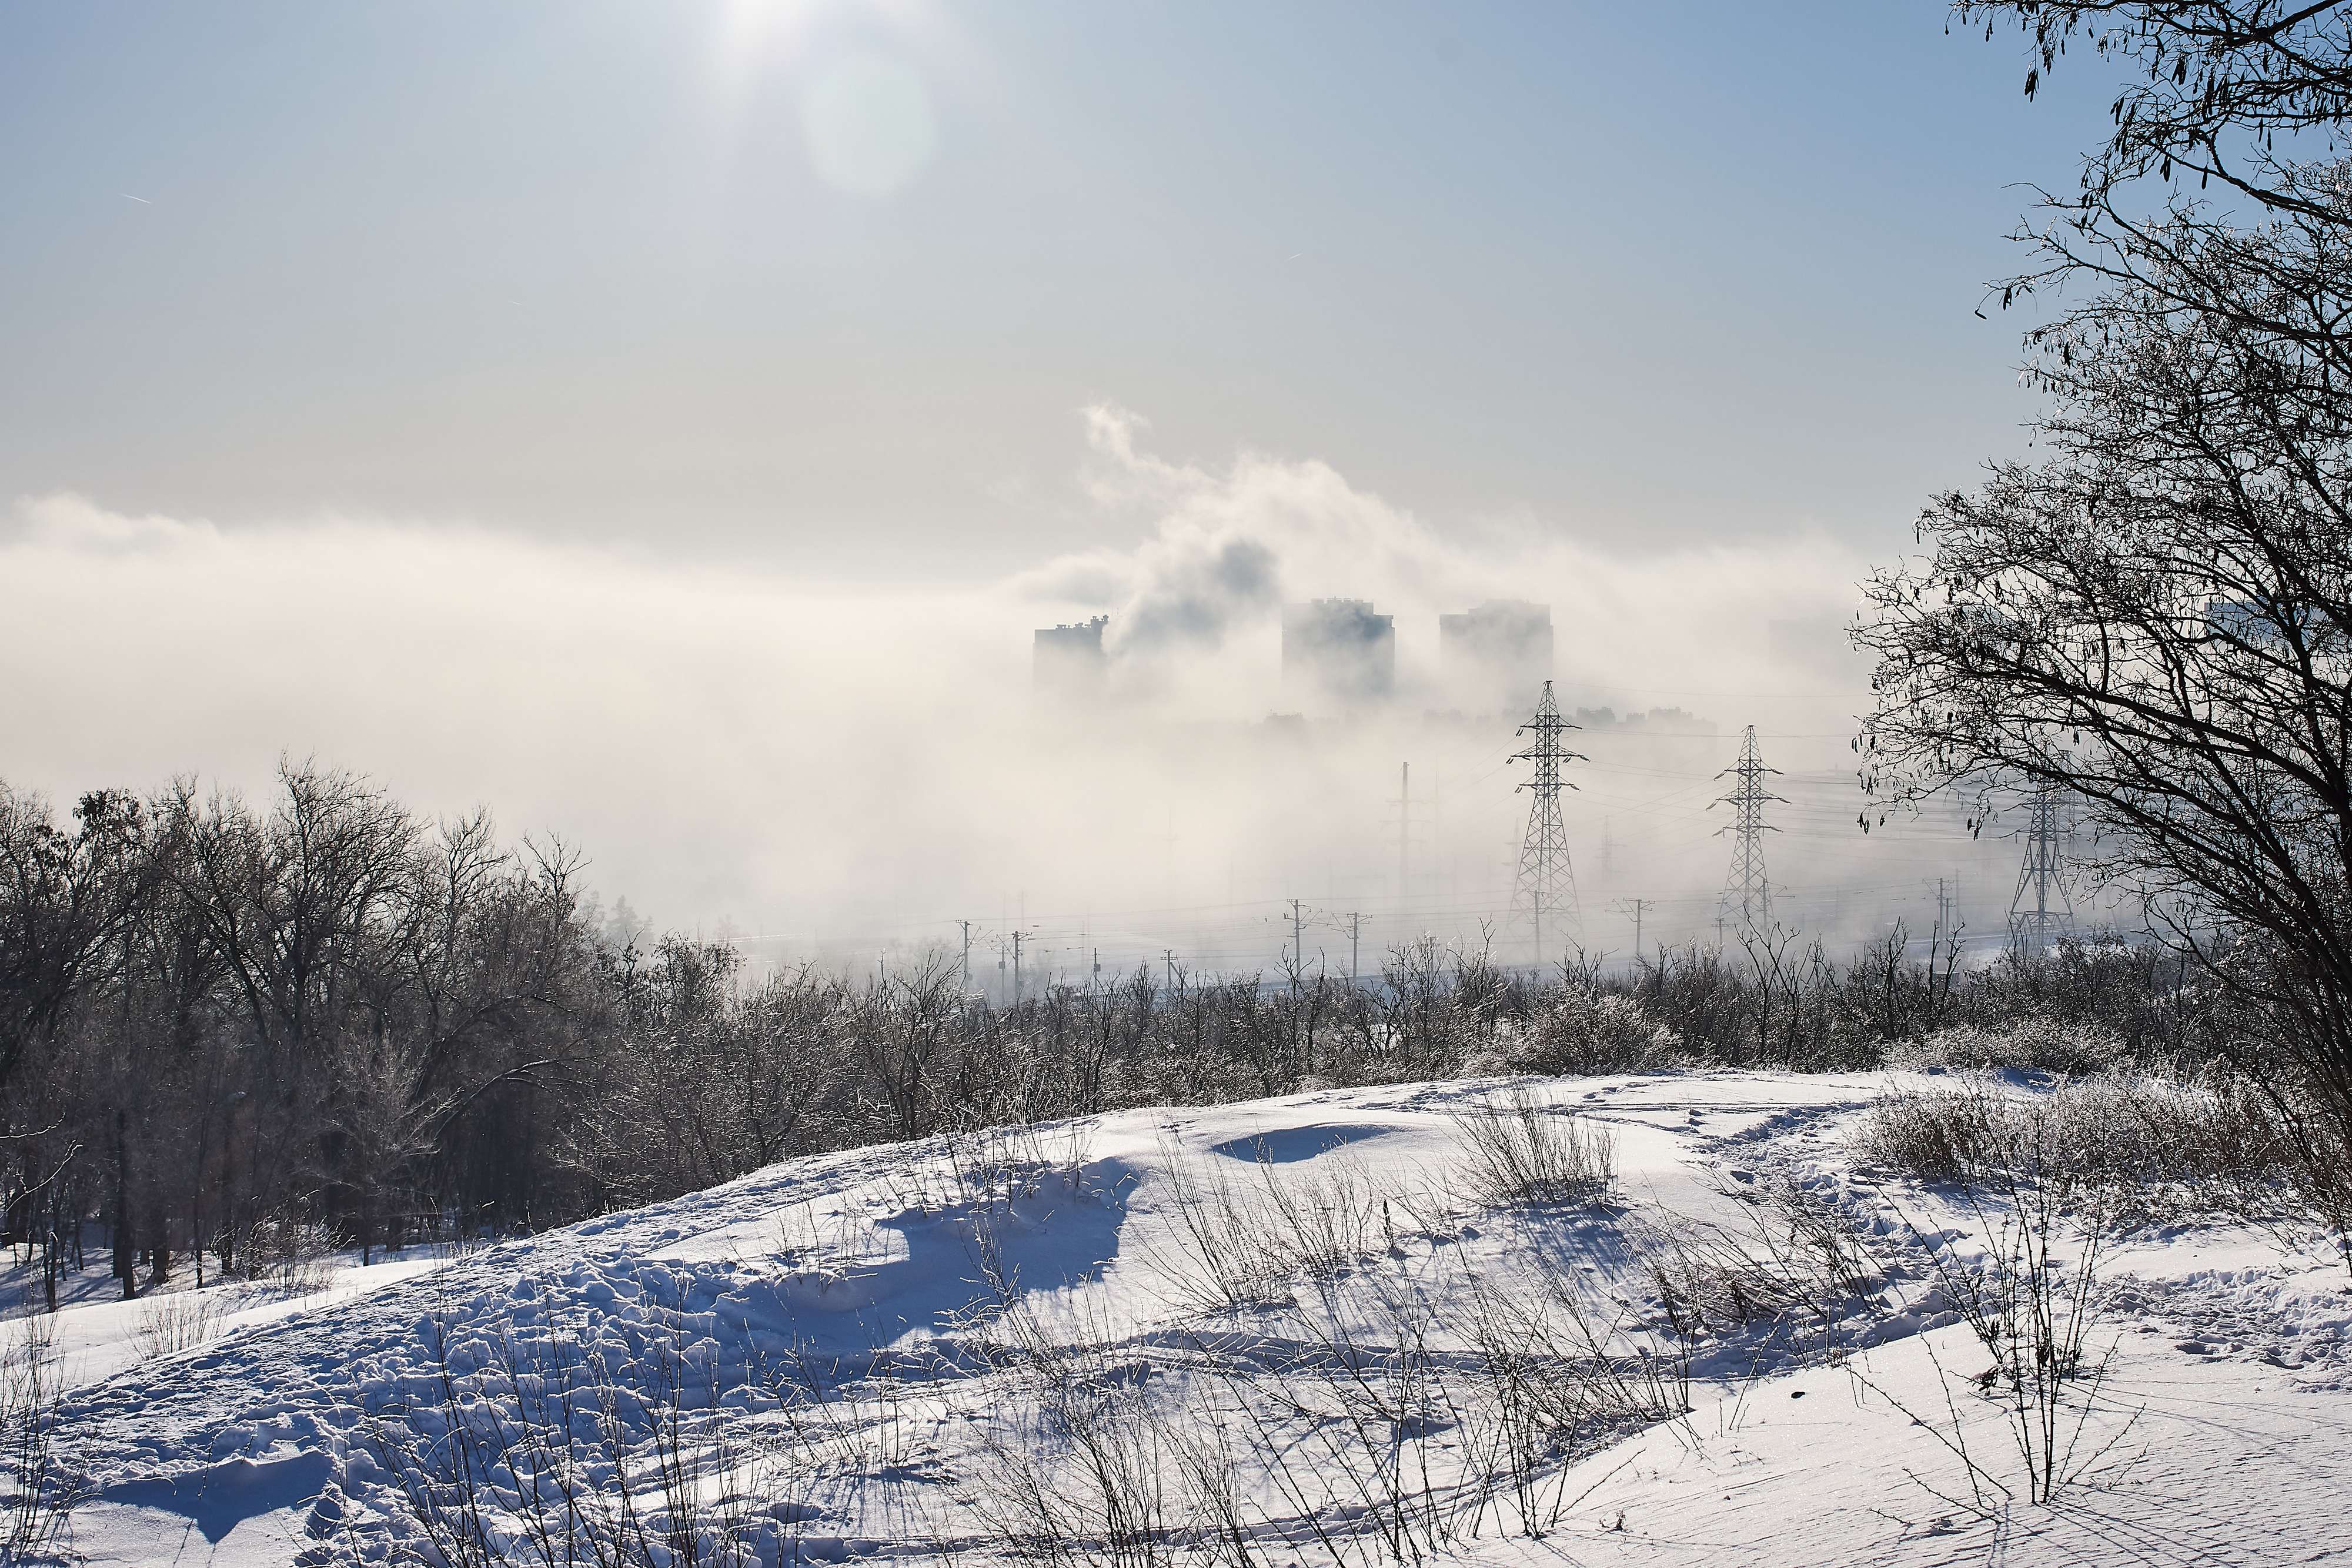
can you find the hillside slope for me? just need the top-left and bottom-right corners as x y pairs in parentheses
(39, 1071), (2352, 1566)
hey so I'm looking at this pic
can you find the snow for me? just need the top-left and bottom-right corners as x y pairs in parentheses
(1445, 1326), (2352, 1564)
(4, 1252), (459, 1396)
(24, 1069), (2352, 1566)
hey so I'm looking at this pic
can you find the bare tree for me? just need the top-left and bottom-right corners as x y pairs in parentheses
(1864, 8), (2352, 1168)
(847, 955), (963, 1141)
(1960, 2), (2352, 220)
(0, 788), (148, 1091)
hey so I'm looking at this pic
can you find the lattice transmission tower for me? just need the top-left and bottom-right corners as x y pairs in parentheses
(1713, 724), (1783, 937)
(1509, 680), (1585, 964)
(2009, 783), (2076, 959)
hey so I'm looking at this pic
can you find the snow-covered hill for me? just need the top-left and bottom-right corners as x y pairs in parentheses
(36, 1071), (2352, 1566)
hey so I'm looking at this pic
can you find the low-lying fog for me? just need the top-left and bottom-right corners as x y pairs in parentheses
(1, 410), (2097, 977)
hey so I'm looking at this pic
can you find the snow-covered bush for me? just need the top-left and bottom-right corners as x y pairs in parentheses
(1893, 1015), (2126, 1077)
(1856, 1067), (2296, 1205)
(1489, 988), (1681, 1077)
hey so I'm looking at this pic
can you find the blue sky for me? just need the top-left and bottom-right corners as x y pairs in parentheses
(0, 2), (2114, 575)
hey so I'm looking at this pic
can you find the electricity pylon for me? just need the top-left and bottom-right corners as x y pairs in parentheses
(1509, 680), (1585, 965)
(2009, 783), (2076, 959)
(1713, 724), (1783, 937)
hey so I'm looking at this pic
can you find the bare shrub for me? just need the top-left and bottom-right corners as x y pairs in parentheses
(1449, 1089), (1616, 1208)
(759, 1200), (892, 1278)
(1254, 1159), (1387, 1282)
(1451, 1266), (1686, 1539)
(1140, 1142), (1391, 1315)
(1946, 1188), (2121, 1506)
(1190, 1245), (1682, 1556)
(131, 1287), (238, 1360)
(967, 1166), (1698, 1566)
(1870, 1142), (2137, 1512)
(1629, 1177), (1877, 1351)
(967, 1303), (1189, 1568)
(1140, 1148), (1295, 1315)
(751, 1330), (938, 1550)
(2272, 1102), (2352, 1275)
(0, 1317), (79, 1565)
(238, 1214), (337, 1296)
(1855, 1080), (2007, 1186)
(876, 1121), (1097, 1219)
(1244, 1274), (1460, 1562)
(950, 1121), (1097, 1209)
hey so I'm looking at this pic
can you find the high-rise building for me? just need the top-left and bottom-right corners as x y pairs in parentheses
(1282, 599), (1395, 708)
(1439, 600), (1552, 714)
(1033, 615), (1110, 696)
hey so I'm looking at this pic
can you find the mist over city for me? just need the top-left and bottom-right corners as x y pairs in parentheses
(2, 420), (1990, 985)
(6, 5), (2352, 1566)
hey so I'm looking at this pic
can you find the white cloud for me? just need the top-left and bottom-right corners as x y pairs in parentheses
(6, 491), (220, 551)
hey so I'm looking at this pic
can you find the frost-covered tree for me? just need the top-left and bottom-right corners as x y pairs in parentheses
(1863, 3), (2352, 1159)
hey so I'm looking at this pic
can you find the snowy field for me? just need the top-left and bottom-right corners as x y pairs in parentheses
(23, 1070), (2352, 1566)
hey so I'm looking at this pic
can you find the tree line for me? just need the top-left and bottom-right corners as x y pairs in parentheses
(0, 758), (2249, 1309)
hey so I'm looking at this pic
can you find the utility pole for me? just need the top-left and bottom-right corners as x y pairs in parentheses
(1285, 897), (1308, 987)
(1302, 906), (1364, 986)
(1162, 948), (1177, 989)
(1611, 897), (1651, 965)
(1399, 763), (1409, 901)
(1432, 769), (1444, 898)
(1509, 680), (1585, 968)
(957, 919), (975, 992)
(997, 927), (1040, 1004)
(1713, 724), (1785, 937)
(1388, 762), (1415, 904)
(2009, 784), (2076, 959)
(1930, 877), (1958, 952)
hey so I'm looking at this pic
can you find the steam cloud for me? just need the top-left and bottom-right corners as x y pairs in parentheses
(1018, 404), (1868, 712)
